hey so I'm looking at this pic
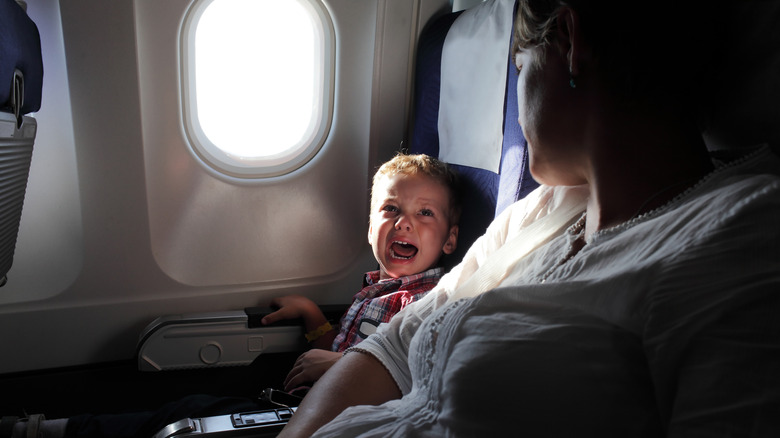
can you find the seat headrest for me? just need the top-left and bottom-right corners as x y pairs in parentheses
(410, 0), (539, 268)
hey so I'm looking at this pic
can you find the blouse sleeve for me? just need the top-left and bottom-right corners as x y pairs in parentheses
(644, 179), (780, 436)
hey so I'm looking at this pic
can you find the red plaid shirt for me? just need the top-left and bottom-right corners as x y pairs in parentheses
(331, 268), (443, 352)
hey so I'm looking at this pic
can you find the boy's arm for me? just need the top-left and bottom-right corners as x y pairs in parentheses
(277, 350), (401, 438)
(262, 295), (336, 350)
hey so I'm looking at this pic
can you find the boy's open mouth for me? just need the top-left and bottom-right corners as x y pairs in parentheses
(390, 241), (418, 260)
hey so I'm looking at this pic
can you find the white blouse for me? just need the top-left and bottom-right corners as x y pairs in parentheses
(314, 147), (780, 437)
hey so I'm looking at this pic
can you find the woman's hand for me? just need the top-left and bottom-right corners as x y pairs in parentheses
(278, 351), (402, 438)
(284, 349), (342, 392)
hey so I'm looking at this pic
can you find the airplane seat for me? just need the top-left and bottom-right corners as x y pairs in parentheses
(0, 0), (43, 287)
(408, 0), (538, 269)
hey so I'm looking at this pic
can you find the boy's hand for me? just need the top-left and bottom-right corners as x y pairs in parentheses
(261, 295), (320, 325)
(283, 349), (342, 392)
(262, 294), (337, 350)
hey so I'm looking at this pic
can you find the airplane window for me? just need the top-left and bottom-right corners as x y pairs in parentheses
(181, 0), (334, 178)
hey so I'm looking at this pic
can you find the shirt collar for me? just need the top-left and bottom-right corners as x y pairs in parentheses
(363, 267), (443, 287)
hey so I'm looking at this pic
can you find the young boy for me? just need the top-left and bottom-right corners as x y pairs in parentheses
(261, 153), (461, 391)
(4, 154), (461, 438)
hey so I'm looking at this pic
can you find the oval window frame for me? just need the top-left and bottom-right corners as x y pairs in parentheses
(180, 0), (335, 179)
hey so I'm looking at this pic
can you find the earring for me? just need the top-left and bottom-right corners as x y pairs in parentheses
(568, 66), (576, 89)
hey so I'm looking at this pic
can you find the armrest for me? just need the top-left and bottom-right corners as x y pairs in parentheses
(137, 305), (347, 372)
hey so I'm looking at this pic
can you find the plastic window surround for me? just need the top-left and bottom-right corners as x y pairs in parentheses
(180, 0), (335, 179)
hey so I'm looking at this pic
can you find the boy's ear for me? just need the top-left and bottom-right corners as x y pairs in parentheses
(442, 225), (458, 255)
(367, 225), (373, 245)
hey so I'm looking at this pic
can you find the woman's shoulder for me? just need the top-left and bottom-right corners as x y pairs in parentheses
(692, 146), (780, 218)
(644, 147), (780, 272)
(709, 145), (780, 185)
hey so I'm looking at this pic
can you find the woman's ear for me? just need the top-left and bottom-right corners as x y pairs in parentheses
(555, 6), (584, 77)
(442, 225), (459, 255)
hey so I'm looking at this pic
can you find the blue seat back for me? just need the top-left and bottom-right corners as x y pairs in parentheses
(0, 0), (43, 118)
(0, 0), (42, 284)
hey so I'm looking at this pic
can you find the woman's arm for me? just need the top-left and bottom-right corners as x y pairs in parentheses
(277, 351), (402, 438)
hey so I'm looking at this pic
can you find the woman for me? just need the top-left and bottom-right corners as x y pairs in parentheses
(280, 1), (780, 436)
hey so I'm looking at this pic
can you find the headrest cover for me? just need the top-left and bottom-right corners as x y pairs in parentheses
(437, 0), (515, 173)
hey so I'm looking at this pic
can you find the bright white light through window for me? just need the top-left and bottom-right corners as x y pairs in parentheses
(182, 0), (334, 177)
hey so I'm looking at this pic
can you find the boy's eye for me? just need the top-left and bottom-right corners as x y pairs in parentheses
(420, 209), (434, 217)
(382, 205), (398, 213)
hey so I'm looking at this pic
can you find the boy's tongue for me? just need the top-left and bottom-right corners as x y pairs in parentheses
(391, 241), (418, 259)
